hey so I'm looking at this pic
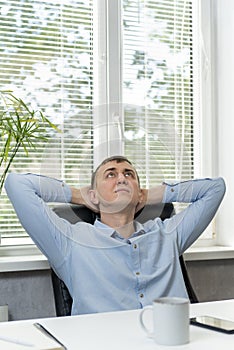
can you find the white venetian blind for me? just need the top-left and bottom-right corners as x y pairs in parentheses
(0, 0), (94, 243)
(122, 0), (196, 188)
(0, 0), (208, 246)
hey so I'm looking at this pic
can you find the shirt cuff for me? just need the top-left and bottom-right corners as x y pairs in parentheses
(162, 182), (180, 203)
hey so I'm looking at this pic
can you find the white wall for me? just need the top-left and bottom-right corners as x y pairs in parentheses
(214, 0), (234, 246)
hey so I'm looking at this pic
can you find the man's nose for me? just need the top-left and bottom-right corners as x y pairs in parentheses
(117, 173), (127, 184)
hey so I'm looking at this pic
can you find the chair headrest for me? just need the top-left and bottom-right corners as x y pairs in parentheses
(53, 203), (174, 224)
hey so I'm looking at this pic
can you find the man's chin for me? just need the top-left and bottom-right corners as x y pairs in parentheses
(100, 199), (135, 214)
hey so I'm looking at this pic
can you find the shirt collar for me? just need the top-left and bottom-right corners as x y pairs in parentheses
(94, 218), (115, 236)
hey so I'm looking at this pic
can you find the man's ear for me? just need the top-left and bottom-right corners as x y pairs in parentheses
(89, 189), (99, 205)
(138, 188), (145, 203)
(135, 188), (147, 214)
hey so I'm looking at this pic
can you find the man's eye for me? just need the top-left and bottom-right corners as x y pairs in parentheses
(125, 172), (133, 177)
(107, 172), (115, 178)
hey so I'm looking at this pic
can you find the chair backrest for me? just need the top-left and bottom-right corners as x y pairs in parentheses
(52, 203), (198, 316)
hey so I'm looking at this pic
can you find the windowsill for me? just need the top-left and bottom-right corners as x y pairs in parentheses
(0, 245), (50, 273)
(0, 244), (234, 273)
(184, 245), (234, 261)
(0, 254), (49, 272)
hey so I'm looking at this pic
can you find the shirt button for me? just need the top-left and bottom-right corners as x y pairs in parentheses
(133, 244), (137, 249)
(136, 272), (140, 276)
(140, 293), (144, 298)
(171, 188), (174, 192)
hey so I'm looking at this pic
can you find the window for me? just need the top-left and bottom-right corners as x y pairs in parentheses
(0, 0), (211, 246)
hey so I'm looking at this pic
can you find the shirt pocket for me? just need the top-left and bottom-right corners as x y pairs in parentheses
(151, 251), (175, 271)
(146, 235), (176, 270)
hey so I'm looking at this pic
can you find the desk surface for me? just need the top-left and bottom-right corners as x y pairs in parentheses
(1, 299), (234, 350)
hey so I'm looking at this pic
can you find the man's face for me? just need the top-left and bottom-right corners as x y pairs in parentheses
(90, 160), (142, 213)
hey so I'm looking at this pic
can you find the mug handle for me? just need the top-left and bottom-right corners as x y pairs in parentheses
(139, 306), (154, 338)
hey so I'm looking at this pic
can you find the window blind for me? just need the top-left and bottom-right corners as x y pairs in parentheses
(122, 0), (195, 187)
(0, 0), (94, 242)
(0, 0), (205, 245)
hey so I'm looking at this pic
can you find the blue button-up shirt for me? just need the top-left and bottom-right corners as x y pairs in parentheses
(5, 173), (225, 315)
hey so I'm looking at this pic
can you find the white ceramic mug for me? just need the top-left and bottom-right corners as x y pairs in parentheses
(139, 297), (190, 346)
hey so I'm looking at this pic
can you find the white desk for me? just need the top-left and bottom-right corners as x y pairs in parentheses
(0, 299), (234, 350)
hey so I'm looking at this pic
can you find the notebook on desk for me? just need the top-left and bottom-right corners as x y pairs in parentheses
(0, 321), (66, 349)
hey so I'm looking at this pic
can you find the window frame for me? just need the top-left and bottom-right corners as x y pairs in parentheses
(93, 0), (124, 167)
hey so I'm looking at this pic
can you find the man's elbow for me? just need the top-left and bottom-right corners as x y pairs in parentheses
(4, 172), (21, 197)
(215, 177), (226, 201)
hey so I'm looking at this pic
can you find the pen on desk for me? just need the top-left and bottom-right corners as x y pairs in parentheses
(34, 322), (67, 350)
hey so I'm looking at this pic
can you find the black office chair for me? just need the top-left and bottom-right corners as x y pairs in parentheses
(51, 203), (198, 316)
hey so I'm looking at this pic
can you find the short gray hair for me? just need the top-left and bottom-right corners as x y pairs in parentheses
(91, 155), (139, 188)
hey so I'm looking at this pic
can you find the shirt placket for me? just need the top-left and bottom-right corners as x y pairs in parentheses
(131, 241), (145, 305)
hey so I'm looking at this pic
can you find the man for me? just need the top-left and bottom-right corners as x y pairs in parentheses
(5, 156), (225, 315)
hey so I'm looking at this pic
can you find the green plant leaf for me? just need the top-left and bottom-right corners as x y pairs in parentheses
(0, 90), (60, 193)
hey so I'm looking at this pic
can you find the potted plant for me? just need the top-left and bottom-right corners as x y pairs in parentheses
(0, 90), (59, 194)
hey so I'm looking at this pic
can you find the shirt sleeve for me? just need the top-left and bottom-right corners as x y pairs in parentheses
(4, 173), (73, 268)
(161, 177), (226, 253)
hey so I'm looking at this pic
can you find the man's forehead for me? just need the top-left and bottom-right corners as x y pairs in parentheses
(98, 160), (136, 174)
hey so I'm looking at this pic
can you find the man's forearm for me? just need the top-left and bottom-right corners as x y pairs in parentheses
(135, 184), (166, 213)
(145, 184), (166, 205)
(163, 178), (225, 204)
(71, 186), (89, 205)
(70, 186), (99, 212)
